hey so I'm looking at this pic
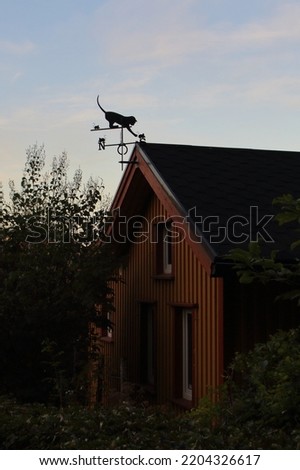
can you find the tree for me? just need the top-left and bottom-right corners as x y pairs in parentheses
(0, 144), (116, 404)
(226, 193), (300, 306)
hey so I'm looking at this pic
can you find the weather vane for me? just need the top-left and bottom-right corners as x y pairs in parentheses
(91, 95), (146, 170)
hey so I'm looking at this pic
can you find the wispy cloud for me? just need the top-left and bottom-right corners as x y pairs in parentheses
(0, 40), (36, 55)
(98, 2), (300, 69)
(240, 76), (300, 107)
(0, 115), (10, 126)
(11, 71), (24, 83)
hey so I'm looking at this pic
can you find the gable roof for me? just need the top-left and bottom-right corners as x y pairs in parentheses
(136, 142), (300, 260)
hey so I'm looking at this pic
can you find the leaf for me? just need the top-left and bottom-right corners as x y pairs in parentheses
(291, 239), (300, 251)
(275, 212), (299, 226)
(238, 271), (255, 284)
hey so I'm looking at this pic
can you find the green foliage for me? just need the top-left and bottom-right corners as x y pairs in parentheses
(215, 327), (300, 449)
(3, 144), (109, 241)
(273, 193), (300, 225)
(216, 194), (300, 448)
(225, 243), (289, 284)
(0, 397), (179, 450)
(1, 327), (300, 449)
(0, 144), (116, 404)
(226, 193), (300, 304)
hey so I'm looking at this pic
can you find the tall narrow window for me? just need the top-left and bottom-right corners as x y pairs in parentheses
(156, 222), (173, 275)
(163, 226), (172, 274)
(174, 307), (193, 403)
(182, 309), (192, 400)
(140, 303), (155, 386)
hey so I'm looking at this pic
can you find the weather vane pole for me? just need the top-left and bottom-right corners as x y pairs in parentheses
(91, 95), (146, 170)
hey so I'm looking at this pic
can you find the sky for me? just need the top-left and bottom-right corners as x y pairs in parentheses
(1, 0), (300, 198)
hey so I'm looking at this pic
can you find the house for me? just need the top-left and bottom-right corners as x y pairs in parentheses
(99, 142), (300, 408)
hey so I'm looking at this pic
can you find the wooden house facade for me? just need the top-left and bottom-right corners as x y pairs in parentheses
(98, 142), (300, 408)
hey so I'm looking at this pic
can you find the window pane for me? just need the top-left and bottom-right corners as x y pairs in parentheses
(140, 304), (154, 385)
(187, 313), (192, 389)
(183, 310), (192, 400)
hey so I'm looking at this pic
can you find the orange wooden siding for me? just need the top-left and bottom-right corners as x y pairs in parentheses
(101, 191), (223, 406)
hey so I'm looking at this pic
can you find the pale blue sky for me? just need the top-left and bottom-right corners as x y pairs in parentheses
(1, 0), (300, 197)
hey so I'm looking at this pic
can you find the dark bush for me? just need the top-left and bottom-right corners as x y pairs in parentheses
(1, 327), (300, 449)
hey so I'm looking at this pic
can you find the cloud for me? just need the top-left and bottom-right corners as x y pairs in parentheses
(178, 74), (300, 113)
(240, 76), (300, 107)
(0, 115), (10, 126)
(96, 1), (300, 71)
(227, 3), (300, 49)
(0, 40), (36, 55)
(11, 71), (24, 82)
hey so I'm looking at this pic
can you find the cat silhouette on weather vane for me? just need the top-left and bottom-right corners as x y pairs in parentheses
(97, 95), (138, 137)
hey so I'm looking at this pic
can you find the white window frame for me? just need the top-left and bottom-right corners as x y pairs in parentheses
(163, 225), (172, 274)
(182, 309), (192, 400)
(146, 307), (154, 385)
(140, 304), (155, 385)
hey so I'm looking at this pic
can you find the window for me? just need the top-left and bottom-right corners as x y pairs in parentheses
(174, 308), (193, 402)
(140, 303), (155, 386)
(106, 312), (113, 339)
(95, 307), (112, 341)
(163, 227), (172, 274)
(156, 222), (173, 275)
(182, 309), (192, 400)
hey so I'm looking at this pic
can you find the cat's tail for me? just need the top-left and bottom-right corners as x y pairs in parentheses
(97, 95), (106, 113)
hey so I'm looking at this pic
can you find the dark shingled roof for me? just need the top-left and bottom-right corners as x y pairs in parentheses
(139, 142), (300, 259)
